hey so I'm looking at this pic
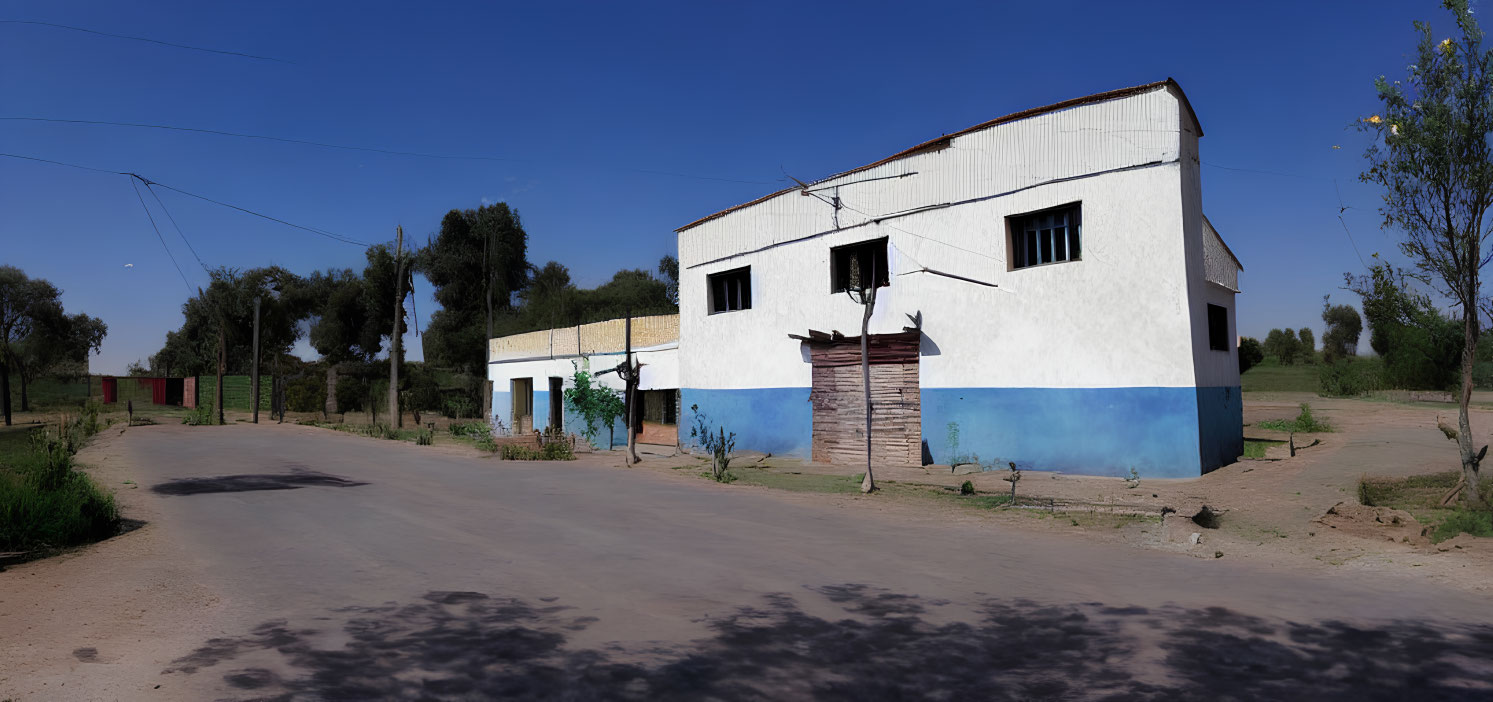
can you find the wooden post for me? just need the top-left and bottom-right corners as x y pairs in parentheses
(389, 225), (405, 428)
(859, 284), (877, 493)
(215, 325), (225, 426)
(251, 295), (261, 424)
(625, 309), (640, 464)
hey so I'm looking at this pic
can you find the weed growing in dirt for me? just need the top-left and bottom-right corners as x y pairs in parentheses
(960, 480), (975, 495)
(499, 442), (576, 461)
(1257, 403), (1333, 433)
(1242, 440), (1282, 458)
(416, 429), (434, 446)
(1431, 509), (1493, 542)
(181, 406), (217, 426)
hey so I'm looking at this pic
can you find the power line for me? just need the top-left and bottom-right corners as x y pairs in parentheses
(142, 181), (210, 273)
(0, 19), (290, 63)
(0, 116), (778, 185)
(0, 152), (372, 247)
(130, 176), (194, 293)
(142, 177), (371, 247)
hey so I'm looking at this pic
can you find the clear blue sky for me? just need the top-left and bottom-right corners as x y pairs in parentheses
(0, 0), (1462, 373)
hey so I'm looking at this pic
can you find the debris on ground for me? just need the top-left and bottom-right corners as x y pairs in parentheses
(1314, 501), (1429, 547)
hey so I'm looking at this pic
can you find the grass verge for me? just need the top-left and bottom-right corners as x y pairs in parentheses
(1359, 471), (1493, 542)
(0, 401), (120, 555)
(1242, 439), (1283, 459)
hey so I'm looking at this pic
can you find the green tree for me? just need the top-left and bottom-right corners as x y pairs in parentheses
(1320, 296), (1364, 362)
(1360, 0), (1493, 505)
(420, 203), (530, 373)
(1238, 337), (1265, 374)
(562, 363), (625, 449)
(1263, 328), (1301, 365)
(1347, 263), (1461, 390)
(0, 266), (62, 424)
(14, 311), (107, 411)
(1297, 327), (1316, 362)
(659, 255), (679, 305)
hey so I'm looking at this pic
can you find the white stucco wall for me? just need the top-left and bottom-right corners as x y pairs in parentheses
(1179, 128), (1241, 389)
(680, 160), (1196, 391)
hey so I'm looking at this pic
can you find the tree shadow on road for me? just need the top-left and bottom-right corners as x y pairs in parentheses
(164, 584), (1493, 701)
(151, 470), (367, 496)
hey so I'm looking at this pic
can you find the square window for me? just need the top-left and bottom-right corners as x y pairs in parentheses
(708, 267), (751, 313)
(831, 237), (890, 293)
(1009, 203), (1081, 270)
(1207, 304), (1229, 351)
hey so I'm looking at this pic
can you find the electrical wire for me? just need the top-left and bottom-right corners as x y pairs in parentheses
(0, 19), (290, 63)
(0, 152), (372, 247)
(0, 116), (778, 185)
(130, 176), (195, 293)
(142, 180), (210, 273)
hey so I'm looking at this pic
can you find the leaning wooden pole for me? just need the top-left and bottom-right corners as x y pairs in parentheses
(388, 225), (405, 428)
(625, 309), (640, 464)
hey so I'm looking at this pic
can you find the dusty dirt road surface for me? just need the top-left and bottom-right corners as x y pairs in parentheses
(4, 423), (1493, 700)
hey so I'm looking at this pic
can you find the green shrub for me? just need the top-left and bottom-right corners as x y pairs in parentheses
(448, 421), (492, 439)
(960, 480), (975, 496)
(1430, 508), (1493, 542)
(416, 428), (434, 446)
(1319, 358), (1384, 397)
(1, 412), (120, 552)
(501, 444), (541, 460)
(540, 441), (574, 460)
(500, 441), (576, 460)
(181, 406), (216, 426)
(336, 376), (368, 413)
(285, 375), (326, 413)
(1257, 403), (1333, 433)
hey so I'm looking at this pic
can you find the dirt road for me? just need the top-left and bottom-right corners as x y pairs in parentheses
(4, 422), (1493, 700)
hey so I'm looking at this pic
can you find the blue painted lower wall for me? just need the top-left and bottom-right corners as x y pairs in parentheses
(682, 388), (813, 458)
(673, 385), (1243, 478)
(1196, 386), (1243, 474)
(921, 387), (1206, 478)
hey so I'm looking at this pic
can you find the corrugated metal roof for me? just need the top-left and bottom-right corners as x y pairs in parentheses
(676, 78), (1202, 233)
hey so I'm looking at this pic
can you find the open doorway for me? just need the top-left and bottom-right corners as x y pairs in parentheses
(637, 389), (679, 446)
(548, 377), (563, 431)
(511, 378), (534, 434)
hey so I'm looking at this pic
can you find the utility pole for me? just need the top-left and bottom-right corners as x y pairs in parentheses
(251, 295), (261, 424)
(482, 223), (494, 425)
(388, 225), (405, 428)
(624, 308), (640, 464)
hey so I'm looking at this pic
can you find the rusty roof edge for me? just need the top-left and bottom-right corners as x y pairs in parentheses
(676, 78), (1201, 234)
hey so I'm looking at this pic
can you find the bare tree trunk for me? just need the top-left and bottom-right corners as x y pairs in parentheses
(1458, 292), (1483, 506)
(0, 360), (11, 426)
(215, 326), (226, 426)
(18, 368), (28, 413)
(624, 312), (640, 464)
(860, 285), (877, 494)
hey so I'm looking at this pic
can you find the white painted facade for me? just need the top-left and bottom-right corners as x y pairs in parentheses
(487, 343), (678, 443)
(674, 80), (1244, 476)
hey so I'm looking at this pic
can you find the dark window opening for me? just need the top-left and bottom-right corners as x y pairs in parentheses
(831, 237), (890, 293)
(548, 377), (563, 428)
(708, 267), (752, 313)
(1010, 203), (1081, 270)
(1207, 304), (1229, 351)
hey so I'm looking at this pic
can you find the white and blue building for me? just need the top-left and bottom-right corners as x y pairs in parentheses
(673, 79), (1244, 477)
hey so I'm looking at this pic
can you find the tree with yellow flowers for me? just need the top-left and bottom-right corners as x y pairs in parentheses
(1361, 0), (1493, 507)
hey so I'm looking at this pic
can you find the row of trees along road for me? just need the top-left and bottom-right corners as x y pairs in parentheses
(0, 265), (107, 426)
(138, 202), (678, 424)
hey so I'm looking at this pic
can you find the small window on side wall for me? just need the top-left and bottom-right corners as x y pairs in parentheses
(1008, 203), (1081, 270)
(1207, 304), (1229, 351)
(708, 267), (751, 313)
(831, 237), (889, 293)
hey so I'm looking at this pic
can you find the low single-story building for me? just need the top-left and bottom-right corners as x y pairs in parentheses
(487, 314), (680, 448)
